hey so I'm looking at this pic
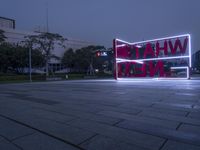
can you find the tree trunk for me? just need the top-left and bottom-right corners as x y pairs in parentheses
(46, 61), (49, 76)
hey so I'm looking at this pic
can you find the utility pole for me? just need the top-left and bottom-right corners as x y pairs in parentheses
(45, 2), (49, 77)
(29, 45), (32, 82)
(46, 2), (49, 32)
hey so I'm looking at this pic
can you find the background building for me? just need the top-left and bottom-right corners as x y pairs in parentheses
(0, 16), (15, 29)
(192, 50), (200, 72)
(0, 17), (94, 73)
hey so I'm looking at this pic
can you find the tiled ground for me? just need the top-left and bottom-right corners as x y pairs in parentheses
(0, 79), (200, 150)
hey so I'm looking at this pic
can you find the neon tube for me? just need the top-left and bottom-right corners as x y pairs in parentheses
(114, 34), (191, 80)
(116, 55), (189, 63)
(171, 66), (189, 79)
(116, 34), (190, 45)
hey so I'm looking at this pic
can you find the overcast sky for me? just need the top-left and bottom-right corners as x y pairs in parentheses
(1, 0), (200, 52)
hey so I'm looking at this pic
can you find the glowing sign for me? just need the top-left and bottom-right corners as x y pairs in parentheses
(96, 51), (108, 57)
(113, 34), (191, 80)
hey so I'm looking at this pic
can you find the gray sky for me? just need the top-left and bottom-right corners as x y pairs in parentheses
(1, 0), (200, 53)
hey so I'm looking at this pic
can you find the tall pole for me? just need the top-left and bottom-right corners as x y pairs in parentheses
(46, 2), (49, 77)
(46, 2), (49, 32)
(29, 47), (32, 82)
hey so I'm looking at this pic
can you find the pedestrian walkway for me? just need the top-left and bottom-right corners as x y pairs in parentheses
(0, 79), (200, 150)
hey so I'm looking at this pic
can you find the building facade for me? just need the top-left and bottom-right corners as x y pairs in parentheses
(0, 17), (94, 73)
(192, 50), (200, 71)
(0, 16), (15, 29)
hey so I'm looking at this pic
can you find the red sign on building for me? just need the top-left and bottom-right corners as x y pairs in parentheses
(113, 34), (191, 80)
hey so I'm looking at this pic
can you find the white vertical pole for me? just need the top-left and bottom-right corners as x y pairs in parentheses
(29, 48), (32, 82)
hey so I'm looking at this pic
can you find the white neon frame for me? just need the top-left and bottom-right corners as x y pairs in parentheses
(116, 56), (189, 63)
(115, 34), (191, 80)
(116, 58), (144, 64)
(170, 66), (189, 79)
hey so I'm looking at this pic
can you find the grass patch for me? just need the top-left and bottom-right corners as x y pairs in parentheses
(0, 72), (113, 83)
(0, 74), (45, 84)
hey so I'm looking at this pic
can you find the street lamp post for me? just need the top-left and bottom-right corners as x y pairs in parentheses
(29, 48), (32, 82)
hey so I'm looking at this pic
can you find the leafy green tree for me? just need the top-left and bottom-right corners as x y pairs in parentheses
(61, 45), (105, 73)
(0, 43), (25, 73)
(103, 48), (114, 72)
(0, 43), (13, 73)
(31, 49), (45, 68)
(62, 48), (75, 69)
(10, 45), (28, 73)
(0, 29), (6, 44)
(25, 32), (66, 76)
(0, 43), (44, 73)
(73, 45), (105, 73)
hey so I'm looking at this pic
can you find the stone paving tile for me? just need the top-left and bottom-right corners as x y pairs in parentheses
(0, 106), (38, 123)
(80, 135), (148, 150)
(15, 117), (96, 145)
(55, 103), (109, 113)
(1, 80), (200, 150)
(77, 103), (141, 115)
(13, 132), (79, 150)
(0, 99), (33, 111)
(155, 101), (195, 108)
(193, 104), (200, 109)
(118, 104), (188, 116)
(0, 96), (114, 129)
(0, 99), (52, 118)
(0, 136), (21, 150)
(116, 120), (200, 146)
(66, 118), (165, 150)
(162, 98), (198, 103)
(179, 124), (200, 135)
(188, 112), (200, 119)
(119, 102), (153, 108)
(145, 107), (188, 116)
(5, 92), (60, 105)
(98, 110), (179, 129)
(0, 116), (35, 140)
(58, 103), (102, 113)
(29, 108), (76, 124)
(161, 140), (200, 150)
(34, 106), (121, 125)
(138, 111), (200, 126)
(0, 108), (96, 145)
(152, 102), (194, 112)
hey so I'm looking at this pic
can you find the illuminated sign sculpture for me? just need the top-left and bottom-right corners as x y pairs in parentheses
(113, 34), (191, 80)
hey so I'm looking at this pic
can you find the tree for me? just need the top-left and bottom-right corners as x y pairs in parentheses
(25, 32), (66, 76)
(0, 43), (45, 73)
(0, 29), (6, 44)
(62, 48), (75, 70)
(0, 43), (28, 73)
(31, 49), (45, 68)
(73, 45), (105, 73)
(0, 43), (13, 73)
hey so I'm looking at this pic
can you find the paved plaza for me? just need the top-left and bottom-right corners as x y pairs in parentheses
(0, 79), (200, 150)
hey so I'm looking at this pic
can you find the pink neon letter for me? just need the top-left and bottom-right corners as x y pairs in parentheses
(143, 43), (155, 58)
(156, 40), (168, 56)
(169, 38), (188, 54)
(149, 61), (165, 77)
